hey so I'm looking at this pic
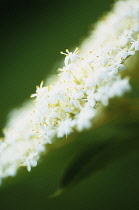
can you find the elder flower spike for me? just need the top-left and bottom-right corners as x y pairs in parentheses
(0, 0), (139, 184)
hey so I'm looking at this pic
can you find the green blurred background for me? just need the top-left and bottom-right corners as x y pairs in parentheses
(1, 0), (139, 209)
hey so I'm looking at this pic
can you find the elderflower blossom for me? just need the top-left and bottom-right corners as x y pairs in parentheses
(0, 0), (139, 184)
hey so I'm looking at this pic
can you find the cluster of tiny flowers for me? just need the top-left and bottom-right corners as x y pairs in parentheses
(0, 0), (139, 184)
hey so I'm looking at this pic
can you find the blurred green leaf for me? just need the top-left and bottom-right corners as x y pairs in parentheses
(53, 121), (139, 196)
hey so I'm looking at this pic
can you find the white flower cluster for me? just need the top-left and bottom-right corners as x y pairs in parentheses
(0, 0), (139, 184)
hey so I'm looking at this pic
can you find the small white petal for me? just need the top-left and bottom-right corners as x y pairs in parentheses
(30, 159), (37, 167)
